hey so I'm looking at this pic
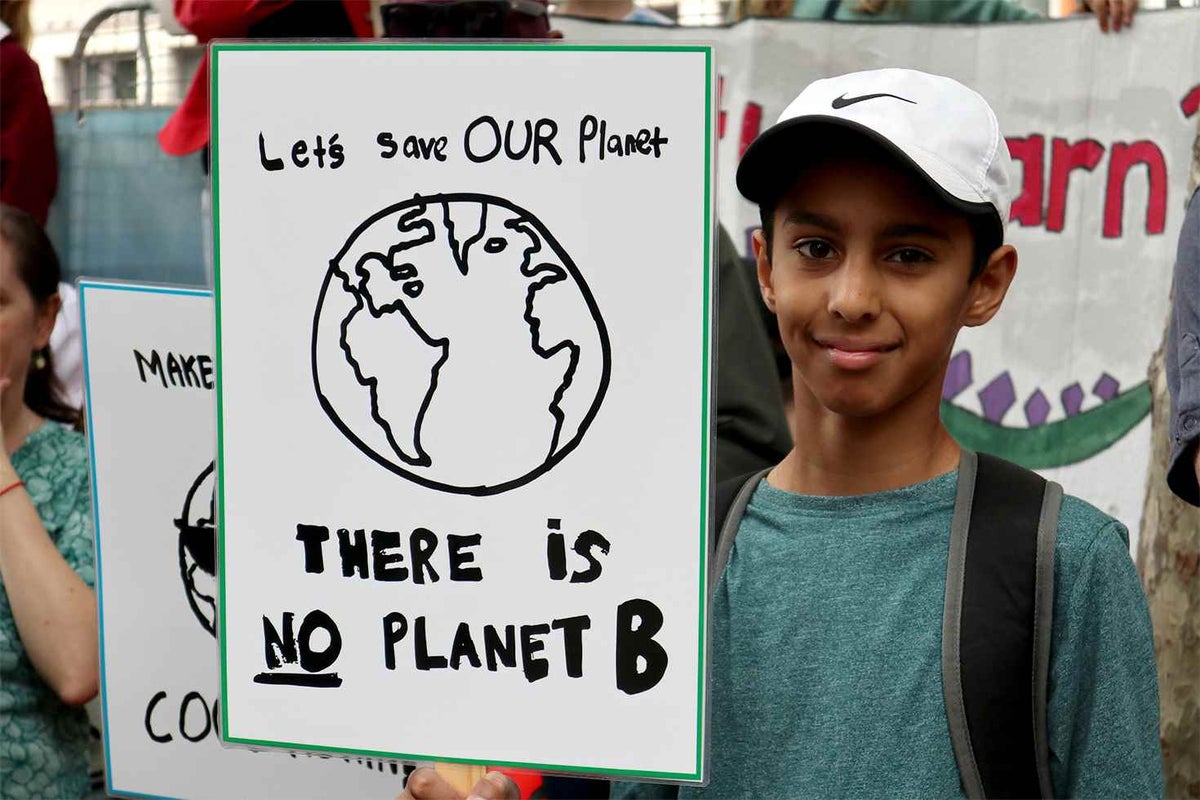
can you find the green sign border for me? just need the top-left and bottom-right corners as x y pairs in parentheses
(212, 41), (713, 783)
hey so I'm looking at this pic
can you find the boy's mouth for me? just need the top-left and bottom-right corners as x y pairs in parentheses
(813, 336), (899, 370)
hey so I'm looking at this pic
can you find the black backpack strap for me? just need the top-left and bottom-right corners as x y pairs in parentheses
(942, 450), (1061, 799)
(709, 468), (771, 594)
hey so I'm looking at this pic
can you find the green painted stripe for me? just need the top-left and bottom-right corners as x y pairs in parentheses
(941, 382), (1151, 470)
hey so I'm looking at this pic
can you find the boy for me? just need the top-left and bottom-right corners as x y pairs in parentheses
(402, 68), (1162, 800)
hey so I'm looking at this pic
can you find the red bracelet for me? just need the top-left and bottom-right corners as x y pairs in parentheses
(0, 480), (25, 497)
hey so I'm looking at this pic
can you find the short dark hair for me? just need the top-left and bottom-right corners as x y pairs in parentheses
(758, 201), (1002, 281)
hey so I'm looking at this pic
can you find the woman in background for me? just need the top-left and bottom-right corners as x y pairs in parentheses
(0, 204), (98, 800)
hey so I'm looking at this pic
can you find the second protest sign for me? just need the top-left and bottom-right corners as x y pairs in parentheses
(213, 43), (713, 781)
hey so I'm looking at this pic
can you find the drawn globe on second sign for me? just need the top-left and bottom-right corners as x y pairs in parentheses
(175, 461), (217, 637)
(312, 193), (611, 495)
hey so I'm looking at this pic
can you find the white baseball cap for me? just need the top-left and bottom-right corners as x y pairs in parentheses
(736, 68), (1012, 237)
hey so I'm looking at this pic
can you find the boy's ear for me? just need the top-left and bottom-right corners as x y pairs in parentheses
(752, 229), (776, 313)
(963, 244), (1017, 328)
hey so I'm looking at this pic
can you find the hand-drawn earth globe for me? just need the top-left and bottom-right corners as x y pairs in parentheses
(312, 193), (611, 495)
(174, 461), (216, 637)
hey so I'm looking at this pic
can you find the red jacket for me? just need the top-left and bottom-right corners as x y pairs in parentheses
(158, 0), (372, 156)
(0, 36), (58, 224)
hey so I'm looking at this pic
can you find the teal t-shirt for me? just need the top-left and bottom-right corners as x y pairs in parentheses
(0, 422), (95, 800)
(616, 470), (1162, 799)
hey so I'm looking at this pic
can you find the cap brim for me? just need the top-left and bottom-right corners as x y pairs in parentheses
(736, 116), (998, 225)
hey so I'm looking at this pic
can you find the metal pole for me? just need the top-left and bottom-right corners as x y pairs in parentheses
(67, 2), (153, 123)
(137, 6), (153, 106)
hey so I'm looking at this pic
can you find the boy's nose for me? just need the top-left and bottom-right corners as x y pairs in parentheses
(827, 254), (882, 323)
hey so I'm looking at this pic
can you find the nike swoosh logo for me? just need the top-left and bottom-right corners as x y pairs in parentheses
(831, 92), (917, 109)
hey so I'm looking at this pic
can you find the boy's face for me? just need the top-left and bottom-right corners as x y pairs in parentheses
(754, 152), (1015, 421)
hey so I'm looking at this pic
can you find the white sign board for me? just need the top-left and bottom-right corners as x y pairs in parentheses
(556, 12), (1200, 545)
(213, 44), (713, 781)
(81, 281), (409, 799)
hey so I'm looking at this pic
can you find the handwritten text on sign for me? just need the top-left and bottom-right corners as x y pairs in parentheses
(258, 521), (665, 694)
(257, 116), (670, 171)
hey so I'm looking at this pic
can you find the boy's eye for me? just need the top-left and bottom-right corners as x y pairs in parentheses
(886, 247), (934, 264)
(794, 239), (837, 260)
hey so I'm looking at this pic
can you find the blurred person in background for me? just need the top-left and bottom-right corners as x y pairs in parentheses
(714, 226), (793, 480)
(379, 0), (559, 37)
(554, 0), (675, 24)
(739, 0), (1137, 32)
(158, 0), (374, 275)
(159, 0), (374, 159)
(1165, 187), (1200, 502)
(0, 204), (98, 800)
(0, 0), (58, 226)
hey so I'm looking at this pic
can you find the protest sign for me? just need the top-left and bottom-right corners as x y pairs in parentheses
(81, 281), (407, 799)
(212, 44), (713, 781)
(556, 11), (1200, 545)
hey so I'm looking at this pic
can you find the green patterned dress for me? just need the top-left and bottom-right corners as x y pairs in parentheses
(0, 422), (95, 800)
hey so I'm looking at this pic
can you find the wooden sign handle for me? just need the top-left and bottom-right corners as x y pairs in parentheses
(435, 762), (487, 795)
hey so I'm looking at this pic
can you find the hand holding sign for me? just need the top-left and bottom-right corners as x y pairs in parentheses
(400, 767), (518, 800)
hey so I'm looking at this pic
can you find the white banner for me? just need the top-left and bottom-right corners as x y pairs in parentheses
(80, 281), (406, 799)
(212, 44), (713, 781)
(557, 11), (1200, 543)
